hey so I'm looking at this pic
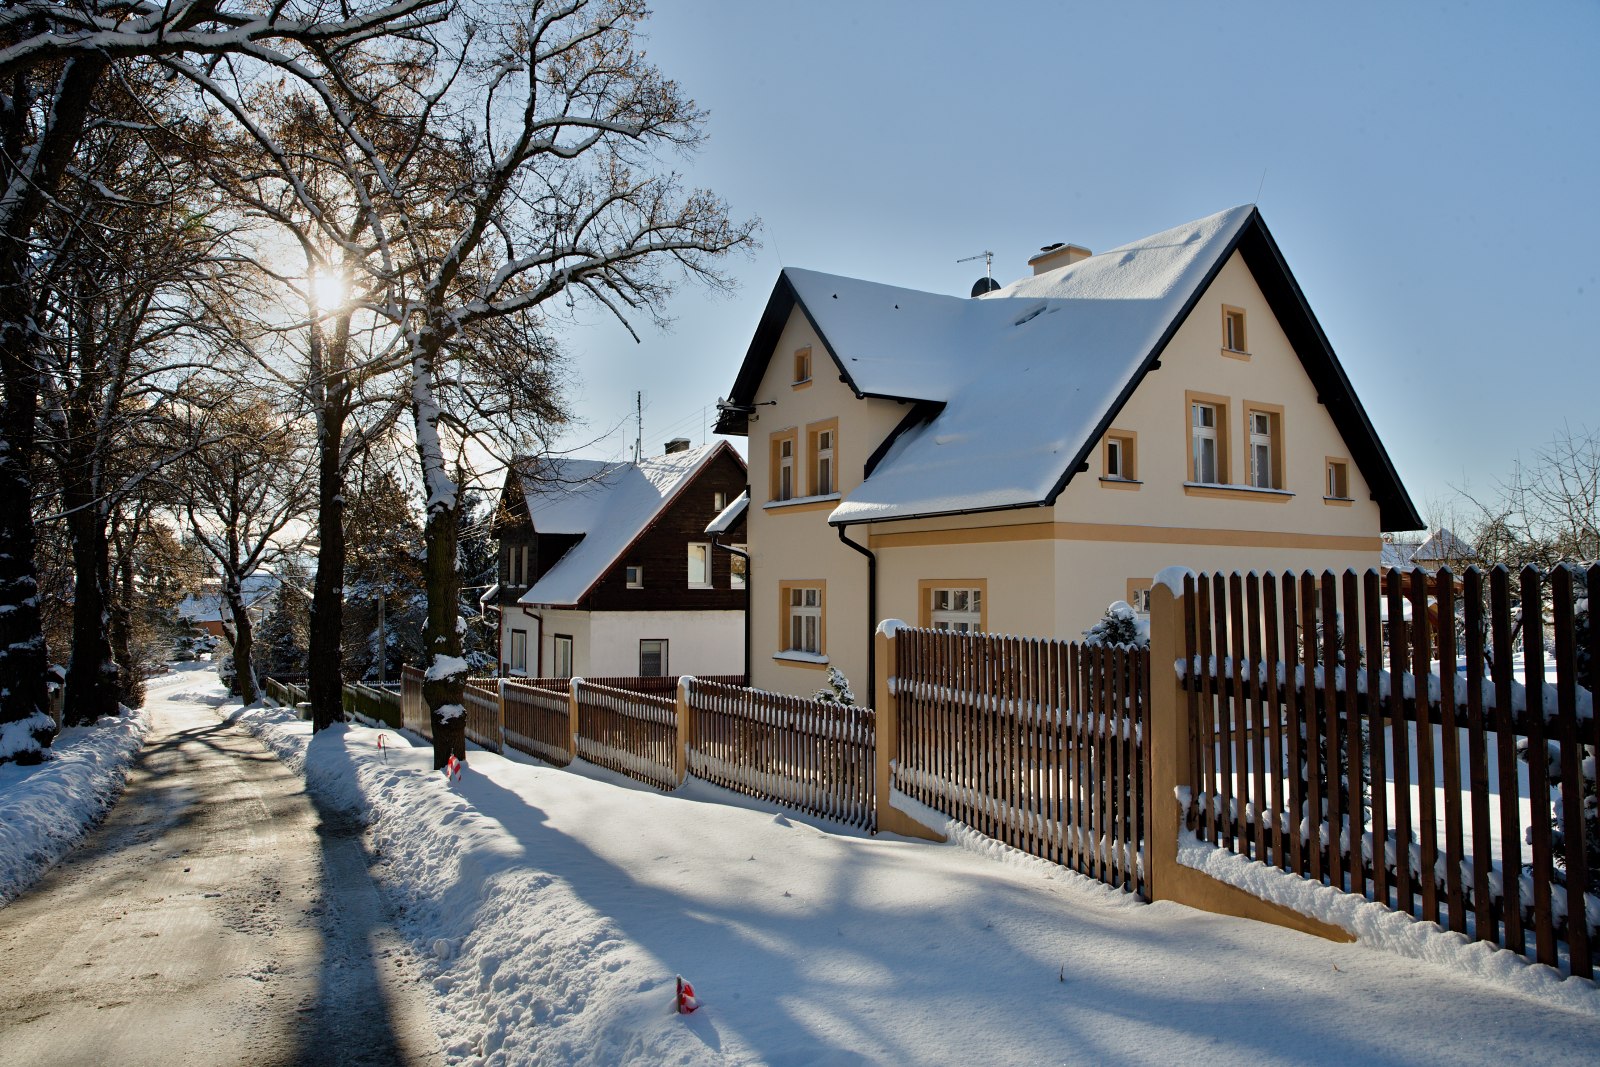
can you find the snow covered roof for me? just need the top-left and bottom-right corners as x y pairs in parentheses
(1383, 528), (1477, 570)
(705, 490), (749, 535)
(176, 574), (278, 623)
(514, 442), (740, 607)
(718, 206), (1423, 531)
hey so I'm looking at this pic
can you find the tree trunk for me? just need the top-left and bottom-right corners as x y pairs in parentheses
(0, 281), (53, 761)
(62, 494), (120, 726)
(109, 513), (144, 708)
(423, 501), (466, 768)
(307, 402), (347, 731)
(226, 579), (259, 705)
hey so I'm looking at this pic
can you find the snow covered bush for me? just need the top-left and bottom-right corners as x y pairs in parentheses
(813, 667), (857, 706)
(217, 652), (237, 691)
(1082, 602), (1149, 650)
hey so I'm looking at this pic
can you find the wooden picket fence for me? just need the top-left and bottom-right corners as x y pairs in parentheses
(684, 677), (876, 830)
(463, 678), (502, 752)
(503, 679), (574, 766)
(341, 681), (401, 728)
(400, 665), (430, 740)
(572, 680), (680, 790)
(1181, 565), (1597, 979)
(891, 627), (1149, 895)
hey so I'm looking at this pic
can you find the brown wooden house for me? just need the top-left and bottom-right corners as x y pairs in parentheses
(490, 439), (748, 678)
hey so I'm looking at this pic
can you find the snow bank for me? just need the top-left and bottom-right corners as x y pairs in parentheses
(1177, 831), (1600, 1015)
(0, 707), (149, 904)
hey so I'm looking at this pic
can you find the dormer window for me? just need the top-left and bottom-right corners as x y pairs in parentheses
(1222, 306), (1248, 357)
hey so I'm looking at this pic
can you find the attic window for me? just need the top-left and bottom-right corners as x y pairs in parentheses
(1222, 306), (1248, 356)
(793, 347), (812, 385)
(626, 565), (644, 589)
(1325, 459), (1351, 502)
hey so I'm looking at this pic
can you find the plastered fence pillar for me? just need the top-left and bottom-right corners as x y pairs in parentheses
(1146, 580), (1351, 941)
(874, 628), (946, 842)
(674, 677), (692, 787)
(566, 679), (580, 764)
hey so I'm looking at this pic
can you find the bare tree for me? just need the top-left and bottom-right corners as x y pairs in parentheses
(179, 394), (311, 704)
(0, 0), (447, 759)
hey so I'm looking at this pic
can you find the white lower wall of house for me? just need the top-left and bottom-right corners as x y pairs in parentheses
(499, 605), (742, 678)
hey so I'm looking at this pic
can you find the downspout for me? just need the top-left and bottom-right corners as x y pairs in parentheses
(835, 524), (876, 704)
(709, 533), (751, 682)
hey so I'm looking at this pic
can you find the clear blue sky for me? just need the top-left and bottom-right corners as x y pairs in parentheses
(547, 0), (1598, 526)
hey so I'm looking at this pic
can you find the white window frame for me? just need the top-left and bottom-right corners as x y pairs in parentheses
(1327, 459), (1349, 499)
(510, 629), (528, 673)
(713, 490), (727, 513)
(787, 586), (822, 654)
(625, 565), (643, 589)
(1249, 410), (1274, 489)
(687, 542), (711, 588)
(1191, 402), (1219, 484)
(815, 429), (834, 495)
(1107, 438), (1126, 479)
(929, 586), (983, 632)
(553, 634), (573, 679)
(779, 438), (794, 500)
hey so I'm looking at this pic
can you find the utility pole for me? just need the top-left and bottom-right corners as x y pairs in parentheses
(634, 391), (642, 462)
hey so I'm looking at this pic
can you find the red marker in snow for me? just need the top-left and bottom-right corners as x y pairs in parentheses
(675, 975), (699, 1014)
(444, 754), (462, 782)
(377, 735), (389, 762)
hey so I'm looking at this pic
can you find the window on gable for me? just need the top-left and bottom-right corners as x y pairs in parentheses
(793, 347), (812, 384)
(1247, 407), (1284, 490)
(713, 490), (727, 513)
(1326, 459), (1351, 501)
(1103, 430), (1137, 482)
(626, 565), (643, 589)
(1223, 306), (1248, 354)
(1191, 401), (1220, 484)
(687, 543), (711, 588)
(770, 430), (797, 501)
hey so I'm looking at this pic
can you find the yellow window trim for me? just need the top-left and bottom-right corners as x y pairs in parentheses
(768, 427), (798, 502)
(1100, 427), (1139, 486)
(806, 417), (840, 497)
(1221, 304), (1250, 359)
(917, 578), (989, 631)
(1325, 456), (1353, 505)
(792, 346), (813, 388)
(776, 578), (827, 658)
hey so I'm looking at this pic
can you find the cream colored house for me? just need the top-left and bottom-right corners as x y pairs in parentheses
(714, 206), (1422, 697)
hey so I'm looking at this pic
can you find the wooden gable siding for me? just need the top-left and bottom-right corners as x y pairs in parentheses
(581, 448), (748, 612)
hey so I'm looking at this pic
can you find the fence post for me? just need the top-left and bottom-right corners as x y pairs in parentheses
(674, 676), (692, 786)
(1147, 576), (1351, 941)
(496, 678), (507, 753)
(567, 678), (581, 762)
(873, 625), (945, 841)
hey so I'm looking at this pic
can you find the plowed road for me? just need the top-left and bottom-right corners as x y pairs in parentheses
(0, 672), (440, 1066)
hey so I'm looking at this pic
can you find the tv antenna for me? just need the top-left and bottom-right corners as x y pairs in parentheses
(957, 250), (995, 280)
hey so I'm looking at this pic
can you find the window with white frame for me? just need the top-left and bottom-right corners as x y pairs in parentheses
(777, 437), (795, 500)
(553, 634), (573, 678)
(1191, 402), (1219, 483)
(687, 543), (711, 587)
(787, 586), (822, 653)
(1223, 306), (1248, 353)
(625, 565), (643, 588)
(510, 629), (527, 672)
(1249, 410), (1274, 489)
(815, 428), (834, 495)
(929, 586), (983, 632)
(730, 546), (747, 589)
(639, 639), (667, 677)
(1326, 459), (1350, 499)
(713, 490), (727, 512)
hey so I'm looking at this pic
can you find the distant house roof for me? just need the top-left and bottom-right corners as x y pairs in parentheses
(176, 574), (279, 624)
(1383, 527), (1478, 570)
(718, 206), (1422, 531)
(514, 441), (740, 607)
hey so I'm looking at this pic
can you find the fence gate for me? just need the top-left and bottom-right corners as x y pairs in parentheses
(890, 627), (1148, 895)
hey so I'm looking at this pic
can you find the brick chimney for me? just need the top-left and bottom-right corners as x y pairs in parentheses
(664, 437), (691, 455)
(1027, 242), (1093, 276)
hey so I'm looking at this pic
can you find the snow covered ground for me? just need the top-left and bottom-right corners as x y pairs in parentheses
(0, 688), (150, 904)
(200, 678), (1599, 1066)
